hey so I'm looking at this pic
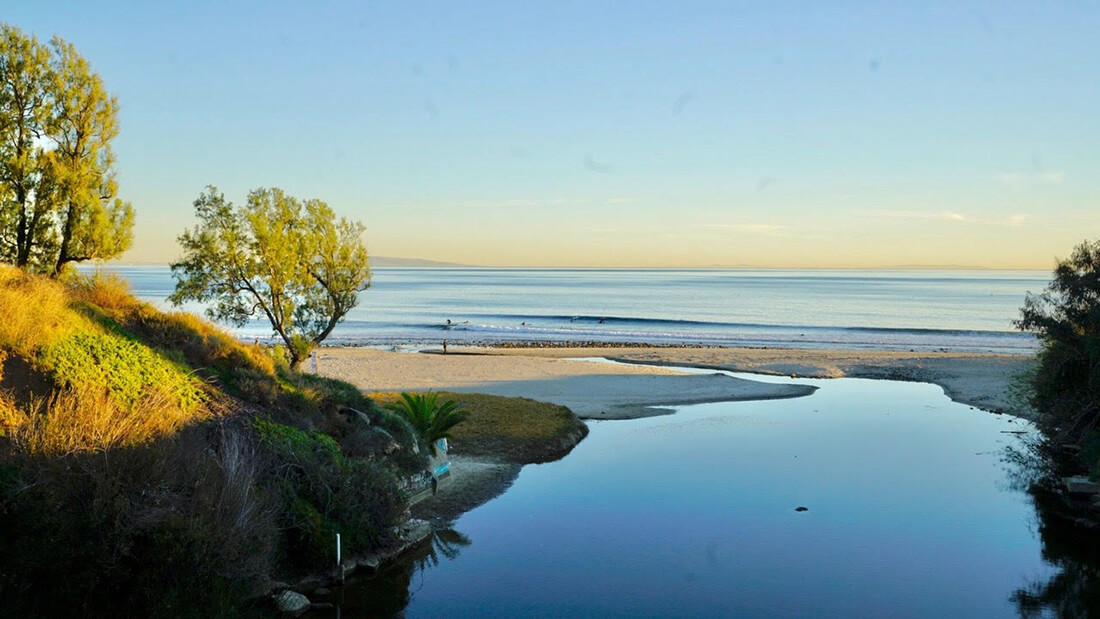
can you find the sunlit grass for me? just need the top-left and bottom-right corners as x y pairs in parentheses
(370, 390), (587, 464)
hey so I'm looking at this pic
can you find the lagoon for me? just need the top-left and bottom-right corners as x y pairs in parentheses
(323, 373), (1052, 617)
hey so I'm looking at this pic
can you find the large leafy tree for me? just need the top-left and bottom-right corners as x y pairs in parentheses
(170, 186), (371, 369)
(1016, 239), (1100, 446)
(0, 24), (132, 274)
(46, 36), (133, 275)
(0, 24), (54, 268)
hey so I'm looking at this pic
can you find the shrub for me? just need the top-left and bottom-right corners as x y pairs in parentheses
(1016, 239), (1100, 448)
(68, 269), (138, 313)
(252, 417), (408, 570)
(39, 331), (203, 410)
(384, 392), (468, 456)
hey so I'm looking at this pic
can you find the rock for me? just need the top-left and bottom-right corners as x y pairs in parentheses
(795, 506), (809, 512)
(1065, 476), (1100, 495)
(358, 554), (381, 571)
(273, 590), (311, 614)
(401, 518), (432, 543)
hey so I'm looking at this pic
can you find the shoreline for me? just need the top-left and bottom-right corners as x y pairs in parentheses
(467, 346), (1036, 418)
(317, 346), (819, 420)
(315, 344), (1034, 533)
(319, 344), (1036, 418)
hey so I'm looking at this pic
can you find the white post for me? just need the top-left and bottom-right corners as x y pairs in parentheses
(336, 532), (341, 567)
(311, 350), (318, 375)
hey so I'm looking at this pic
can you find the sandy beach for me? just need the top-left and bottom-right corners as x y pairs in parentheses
(317, 346), (1034, 419)
(317, 347), (817, 419)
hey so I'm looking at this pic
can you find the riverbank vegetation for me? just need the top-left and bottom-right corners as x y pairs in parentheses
(0, 268), (427, 616)
(1016, 238), (1100, 479)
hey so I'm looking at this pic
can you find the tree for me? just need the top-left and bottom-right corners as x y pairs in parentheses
(46, 36), (133, 275)
(0, 24), (54, 268)
(0, 24), (133, 274)
(170, 186), (371, 370)
(384, 392), (468, 456)
(1016, 239), (1100, 446)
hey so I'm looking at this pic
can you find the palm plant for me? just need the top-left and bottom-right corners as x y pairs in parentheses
(384, 392), (467, 456)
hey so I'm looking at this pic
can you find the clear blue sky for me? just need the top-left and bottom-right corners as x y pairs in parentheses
(7, 1), (1098, 267)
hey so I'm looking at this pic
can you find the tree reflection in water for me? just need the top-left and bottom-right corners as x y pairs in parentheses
(323, 527), (472, 617)
(1013, 488), (1100, 617)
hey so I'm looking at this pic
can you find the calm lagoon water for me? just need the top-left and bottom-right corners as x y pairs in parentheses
(325, 373), (1053, 618)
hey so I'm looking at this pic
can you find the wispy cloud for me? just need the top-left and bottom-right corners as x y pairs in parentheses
(697, 223), (788, 234)
(997, 171), (1066, 188)
(859, 210), (966, 221)
(858, 210), (1027, 226)
(450, 198), (585, 209)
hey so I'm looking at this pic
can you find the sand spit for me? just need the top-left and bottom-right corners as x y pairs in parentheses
(316, 348), (816, 419)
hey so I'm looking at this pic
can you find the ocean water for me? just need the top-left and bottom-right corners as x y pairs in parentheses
(104, 266), (1045, 353)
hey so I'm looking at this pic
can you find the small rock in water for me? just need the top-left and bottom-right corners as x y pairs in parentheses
(795, 506), (809, 512)
(273, 590), (311, 613)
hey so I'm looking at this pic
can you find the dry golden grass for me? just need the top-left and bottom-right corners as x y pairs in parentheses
(10, 385), (212, 456)
(68, 269), (139, 313)
(0, 266), (76, 354)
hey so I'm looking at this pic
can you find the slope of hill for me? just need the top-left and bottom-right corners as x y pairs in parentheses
(0, 266), (426, 616)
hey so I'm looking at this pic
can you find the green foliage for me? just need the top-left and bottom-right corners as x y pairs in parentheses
(253, 416), (343, 468)
(1016, 239), (1100, 446)
(38, 330), (202, 409)
(0, 424), (275, 617)
(252, 417), (406, 569)
(384, 391), (468, 456)
(170, 186), (370, 369)
(0, 23), (133, 274)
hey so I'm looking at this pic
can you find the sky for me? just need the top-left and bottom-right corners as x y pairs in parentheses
(6, 1), (1099, 268)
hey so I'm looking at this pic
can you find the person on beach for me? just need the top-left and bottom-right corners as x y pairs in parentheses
(443, 339), (448, 354)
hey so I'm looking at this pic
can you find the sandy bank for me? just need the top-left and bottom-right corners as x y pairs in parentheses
(475, 347), (1036, 418)
(316, 348), (816, 419)
(410, 456), (522, 524)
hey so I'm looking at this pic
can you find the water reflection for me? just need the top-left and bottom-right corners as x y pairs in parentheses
(1012, 489), (1100, 617)
(326, 528), (472, 617)
(329, 377), (1078, 617)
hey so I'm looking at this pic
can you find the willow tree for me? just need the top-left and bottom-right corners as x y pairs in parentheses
(170, 186), (371, 369)
(0, 24), (132, 274)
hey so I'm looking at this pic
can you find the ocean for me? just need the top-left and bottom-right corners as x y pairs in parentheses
(102, 266), (1044, 354)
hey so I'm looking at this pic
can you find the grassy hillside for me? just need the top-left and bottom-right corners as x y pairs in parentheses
(0, 267), (426, 616)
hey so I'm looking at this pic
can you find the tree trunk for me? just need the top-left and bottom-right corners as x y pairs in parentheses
(52, 202), (75, 277)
